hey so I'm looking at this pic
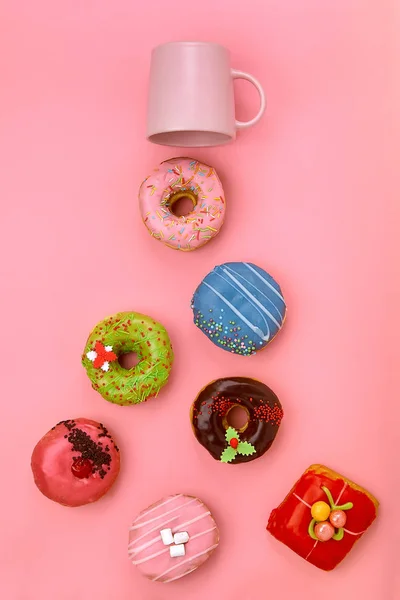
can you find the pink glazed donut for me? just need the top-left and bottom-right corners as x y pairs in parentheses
(31, 418), (120, 507)
(128, 494), (219, 583)
(139, 158), (226, 251)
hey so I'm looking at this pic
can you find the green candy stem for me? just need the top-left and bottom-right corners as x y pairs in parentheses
(321, 486), (335, 509)
(321, 486), (353, 511)
(335, 501), (353, 510)
(332, 528), (345, 541)
(308, 519), (318, 540)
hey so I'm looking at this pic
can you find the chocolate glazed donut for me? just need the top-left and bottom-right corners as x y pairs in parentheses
(190, 377), (283, 464)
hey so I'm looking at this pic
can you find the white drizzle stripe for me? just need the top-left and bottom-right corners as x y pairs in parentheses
(305, 540), (318, 560)
(130, 526), (217, 566)
(222, 267), (283, 325)
(203, 281), (269, 341)
(134, 495), (182, 523)
(130, 547), (167, 565)
(334, 482), (347, 505)
(165, 566), (197, 583)
(129, 533), (169, 555)
(152, 544), (219, 582)
(128, 515), (179, 548)
(225, 265), (284, 321)
(129, 512), (210, 555)
(171, 511), (211, 533)
(130, 498), (197, 530)
(293, 493), (312, 509)
(216, 270), (272, 329)
(343, 528), (365, 536)
(244, 263), (285, 302)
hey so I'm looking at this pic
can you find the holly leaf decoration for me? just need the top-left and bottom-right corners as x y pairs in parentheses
(237, 441), (256, 456)
(220, 447), (237, 463)
(225, 427), (239, 443)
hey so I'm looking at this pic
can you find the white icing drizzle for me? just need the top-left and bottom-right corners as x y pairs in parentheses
(133, 494), (183, 522)
(128, 517), (178, 547)
(131, 529), (214, 566)
(152, 543), (219, 582)
(221, 268), (282, 327)
(130, 527), (217, 566)
(343, 528), (365, 536)
(244, 263), (285, 301)
(128, 511), (211, 555)
(293, 493), (312, 509)
(225, 265), (284, 320)
(203, 281), (270, 341)
(130, 498), (197, 530)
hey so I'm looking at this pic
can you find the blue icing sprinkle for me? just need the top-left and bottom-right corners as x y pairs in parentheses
(191, 262), (286, 356)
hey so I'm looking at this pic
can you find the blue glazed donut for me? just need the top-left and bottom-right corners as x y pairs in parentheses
(191, 262), (286, 356)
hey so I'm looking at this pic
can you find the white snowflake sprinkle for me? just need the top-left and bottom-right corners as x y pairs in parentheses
(86, 350), (97, 361)
(105, 345), (113, 352)
(101, 361), (110, 372)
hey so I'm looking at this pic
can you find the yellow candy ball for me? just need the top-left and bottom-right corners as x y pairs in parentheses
(311, 501), (331, 522)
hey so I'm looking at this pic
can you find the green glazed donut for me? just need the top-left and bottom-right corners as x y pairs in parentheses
(82, 312), (174, 406)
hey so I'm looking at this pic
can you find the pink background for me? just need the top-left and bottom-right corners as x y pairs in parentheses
(0, 1), (398, 599)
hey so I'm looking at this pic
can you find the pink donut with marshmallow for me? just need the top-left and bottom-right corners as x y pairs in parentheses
(128, 494), (219, 583)
(139, 158), (226, 251)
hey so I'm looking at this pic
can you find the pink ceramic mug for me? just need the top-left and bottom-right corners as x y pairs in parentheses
(147, 41), (266, 147)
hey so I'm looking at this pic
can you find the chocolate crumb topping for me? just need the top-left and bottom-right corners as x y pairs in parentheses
(65, 424), (112, 479)
(98, 423), (119, 452)
(55, 419), (76, 431)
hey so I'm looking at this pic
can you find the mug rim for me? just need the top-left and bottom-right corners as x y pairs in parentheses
(147, 128), (233, 147)
(152, 40), (228, 53)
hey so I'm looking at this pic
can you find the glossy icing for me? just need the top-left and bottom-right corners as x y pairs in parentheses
(128, 494), (219, 583)
(139, 158), (225, 251)
(267, 464), (379, 571)
(31, 419), (120, 507)
(191, 377), (283, 464)
(82, 311), (173, 406)
(191, 262), (286, 355)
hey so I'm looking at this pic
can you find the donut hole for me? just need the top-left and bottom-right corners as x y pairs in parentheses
(118, 352), (139, 370)
(169, 190), (197, 217)
(226, 405), (250, 432)
(171, 196), (195, 217)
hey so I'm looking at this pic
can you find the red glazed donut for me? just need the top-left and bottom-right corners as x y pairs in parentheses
(190, 377), (283, 464)
(31, 418), (120, 507)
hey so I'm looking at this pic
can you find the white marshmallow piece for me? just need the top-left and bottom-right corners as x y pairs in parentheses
(170, 544), (185, 558)
(160, 528), (174, 546)
(173, 531), (189, 545)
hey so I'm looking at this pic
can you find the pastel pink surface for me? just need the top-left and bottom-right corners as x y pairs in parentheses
(128, 494), (219, 582)
(31, 419), (120, 507)
(0, 2), (397, 600)
(139, 158), (225, 250)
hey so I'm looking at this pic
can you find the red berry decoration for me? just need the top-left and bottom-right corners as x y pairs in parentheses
(71, 457), (92, 479)
(230, 438), (239, 449)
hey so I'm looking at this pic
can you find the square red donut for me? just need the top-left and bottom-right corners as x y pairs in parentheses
(267, 464), (379, 571)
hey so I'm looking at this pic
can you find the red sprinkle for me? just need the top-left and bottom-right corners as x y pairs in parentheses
(230, 438), (238, 449)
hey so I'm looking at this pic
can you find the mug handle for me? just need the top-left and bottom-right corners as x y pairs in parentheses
(231, 69), (266, 129)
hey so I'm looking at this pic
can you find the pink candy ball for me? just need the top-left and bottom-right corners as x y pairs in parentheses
(329, 509), (347, 528)
(314, 521), (335, 541)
